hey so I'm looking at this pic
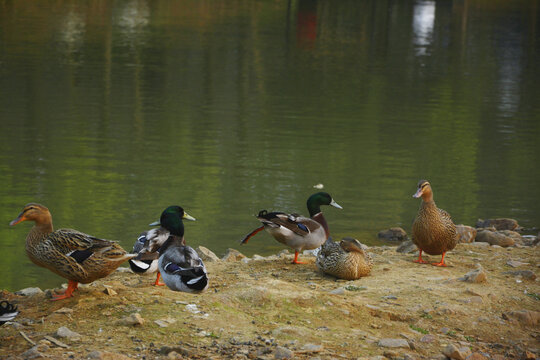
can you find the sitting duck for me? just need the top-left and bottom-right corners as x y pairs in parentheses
(9, 203), (136, 300)
(241, 192), (342, 264)
(128, 231), (163, 286)
(316, 237), (373, 280)
(0, 301), (19, 325)
(412, 180), (458, 267)
(136, 206), (208, 293)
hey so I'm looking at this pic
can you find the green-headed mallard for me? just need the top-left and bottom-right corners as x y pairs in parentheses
(10, 203), (136, 300)
(136, 206), (208, 293)
(241, 192), (342, 264)
(0, 301), (19, 325)
(316, 237), (373, 279)
(412, 180), (458, 267)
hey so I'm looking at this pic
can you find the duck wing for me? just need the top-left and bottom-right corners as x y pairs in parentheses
(161, 246), (208, 290)
(257, 211), (319, 236)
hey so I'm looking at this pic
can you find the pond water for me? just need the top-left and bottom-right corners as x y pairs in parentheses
(0, 0), (539, 292)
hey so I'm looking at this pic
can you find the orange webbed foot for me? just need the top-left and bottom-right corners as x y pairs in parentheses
(51, 280), (78, 301)
(431, 261), (447, 267)
(153, 272), (165, 286)
(413, 259), (429, 264)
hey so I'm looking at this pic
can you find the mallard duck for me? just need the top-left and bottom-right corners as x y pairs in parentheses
(136, 206), (208, 293)
(9, 203), (136, 300)
(128, 231), (163, 286)
(412, 180), (458, 266)
(316, 237), (373, 280)
(0, 301), (18, 325)
(241, 192), (342, 264)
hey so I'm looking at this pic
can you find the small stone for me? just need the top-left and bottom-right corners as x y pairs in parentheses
(377, 338), (410, 349)
(420, 335), (436, 343)
(440, 327), (451, 334)
(459, 264), (487, 283)
(443, 343), (472, 360)
(55, 326), (81, 341)
(274, 346), (293, 359)
(158, 346), (192, 357)
(396, 240), (417, 253)
(506, 260), (530, 267)
(43, 335), (69, 348)
(21, 344), (49, 359)
(252, 254), (266, 261)
(502, 310), (540, 326)
(154, 318), (177, 328)
(456, 225), (477, 243)
(87, 350), (135, 359)
(377, 227), (409, 242)
(502, 270), (537, 280)
(301, 343), (323, 352)
(103, 287), (117, 296)
(15, 287), (43, 296)
(54, 307), (74, 314)
(196, 246), (220, 262)
(115, 313), (145, 326)
(221, 248), (246, 262)
(475, 230), (515, 247)
(476, 218), (520, 231)
(465, 353), (489, 360)
(329, 287), (345, 295)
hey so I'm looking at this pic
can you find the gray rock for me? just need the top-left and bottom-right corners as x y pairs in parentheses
(475, 230), (515, 247)
(378, 227), (409, 242)
(443, 343), (472, 360)
(456, 225), (477, 243)
(115, 313), (145, 326)
(459, 264), (487, 283)
(221, 248), (246, 262)
(502, 310), (540, 326)
(196, 246), (220, 262)
(465, 353), (490, 360)
(420, 334), (436, 343)
(274, 346), (293, 359)
(15, 287), (43, 296)
(476, 218), (520, 231)
(502, 270), (537, 280)
(396, 240), (417, 253)
(55, 326), (81, 341)
(329, 287), (345, 295)
(377, 338), (410, 349)
(301, 343), (323, 352)
(157, 346), (193, 357)
(506, 260), (529, 267)
(87, 351), (135, 359)
(20, 344), (49, 360)
(469, 242), (490, 247)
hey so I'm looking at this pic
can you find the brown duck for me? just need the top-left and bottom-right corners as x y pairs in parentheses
(10, 203), (136, 300)
(316, 237), (373, 280)
(412, 180), (458, 266)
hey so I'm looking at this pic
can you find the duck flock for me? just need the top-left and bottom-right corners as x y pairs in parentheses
(2, 179), (458, 325)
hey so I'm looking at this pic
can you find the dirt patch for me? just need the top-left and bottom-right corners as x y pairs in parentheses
(1, 243), (539, 359)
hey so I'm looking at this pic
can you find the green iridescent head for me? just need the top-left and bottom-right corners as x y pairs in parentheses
(150, 205), (196, 236)
(306, 192), (342, 217)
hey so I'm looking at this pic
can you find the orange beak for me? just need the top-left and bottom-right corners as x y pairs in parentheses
(9, 212), (26, 226)
(413, 188), (423, 198)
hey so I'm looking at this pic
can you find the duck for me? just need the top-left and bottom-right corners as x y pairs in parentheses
(241, 192), (342, 264)
(412, 180), (458, 267)
(136, 206), (208, 293)
(9, 203), (136, 300)
(128, 231), (163, 286)
(316, 237), (373, 280)
(0, 301), (19, 325)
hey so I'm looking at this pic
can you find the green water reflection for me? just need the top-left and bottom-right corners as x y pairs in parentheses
(0, 0), (539, 291)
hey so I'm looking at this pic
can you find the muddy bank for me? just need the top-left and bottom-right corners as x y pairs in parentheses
(0, 243), (538, 359)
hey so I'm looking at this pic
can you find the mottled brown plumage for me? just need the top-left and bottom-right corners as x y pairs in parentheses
(10, 203), (135, 299)
(412, 180), (458, 266)
(316, 237), (373, 280)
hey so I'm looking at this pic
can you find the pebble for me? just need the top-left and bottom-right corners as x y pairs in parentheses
(329, 287), (345, 295)
(103, 287), (117, 296)
(115, 313), (145, 326)
(465, 353), (489, 360)
(54, 307), (74, 314)
(502, 310), (540, 326)
(506, 260), (530, 267)
(456, 225), (477, 243)
(15, 287), (43, 296)
(443, 343), (472, 360)
(55, 326), (82, 341)
(87, 350), (135, 359)
(195, 246), (220, 262)
(459, 264), (487, 283)
(396, 240), (417, 253)
(377, 338), (410, 349)
(21, 344), (49, 359)
(420, 334), (436, 343)
(221, 248), (246, 262)
(502, 270), (537, 280)
(301, 343), (323, 352)
(274, 346), (293, 359)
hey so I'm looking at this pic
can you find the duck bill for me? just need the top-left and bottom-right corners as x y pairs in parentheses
(330, 199), (343, 209)
(9, 213), (26, 226)
(183, 212), (196, 221)
(413, 188), (423, 198)
(148, 221), (160, 226)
